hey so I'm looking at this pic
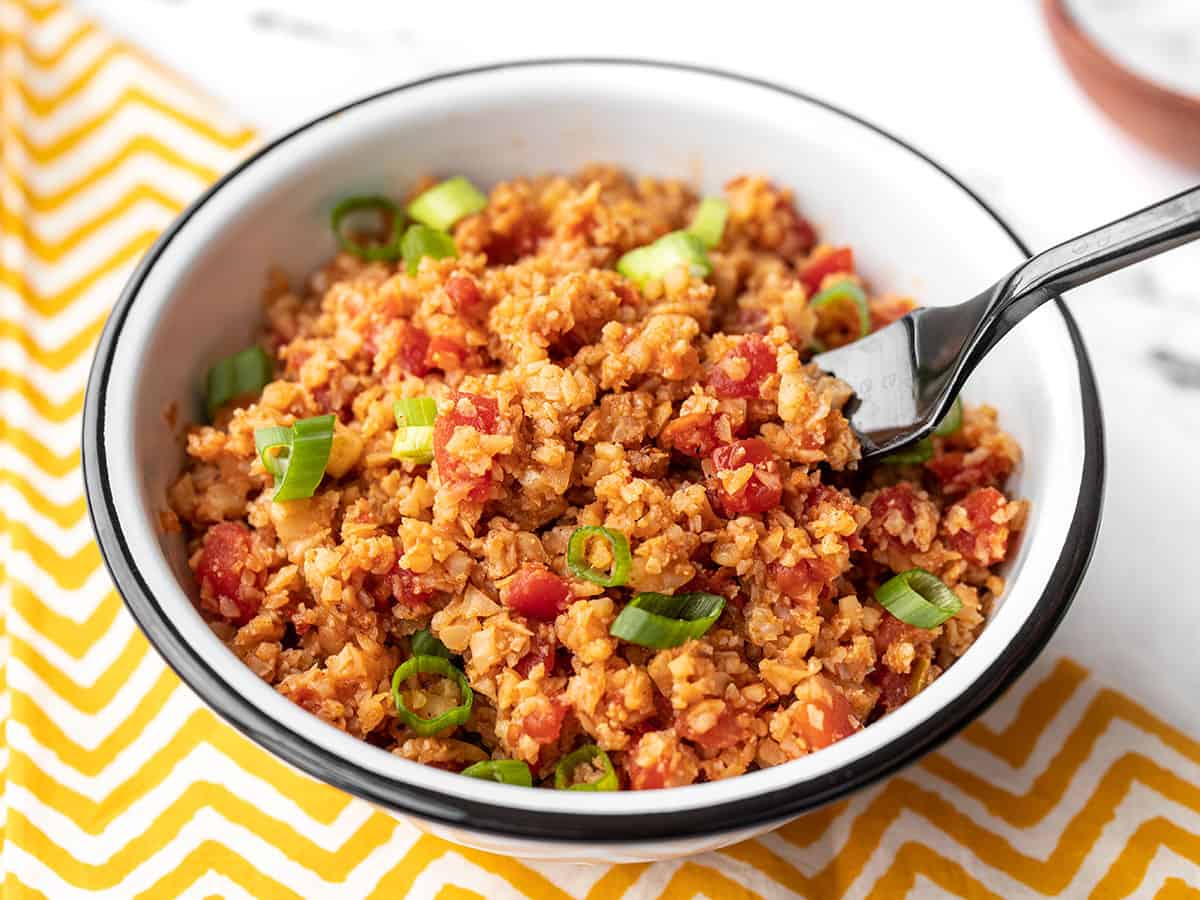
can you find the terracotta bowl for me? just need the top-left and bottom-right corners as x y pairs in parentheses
(1045, 0), (1200, 168)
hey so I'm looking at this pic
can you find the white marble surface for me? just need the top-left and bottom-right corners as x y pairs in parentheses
(78, 0), (1200, 725)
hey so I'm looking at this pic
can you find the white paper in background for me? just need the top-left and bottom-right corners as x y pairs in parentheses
(76, 0), (1200, 724)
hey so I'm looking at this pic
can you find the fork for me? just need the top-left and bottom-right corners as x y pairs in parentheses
(814, 184), (1200, 460)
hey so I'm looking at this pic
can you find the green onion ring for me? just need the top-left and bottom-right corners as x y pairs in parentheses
(253, 414), (335, 502)
(566, 526), (632, 587)
(204, 345), (273, 421)
(394, 396), (439, 428)
(616, 231), (712, 289)
(391, 655), (473, 737)
(407, 176), (488, 231)
(401, 224), (458, 275)
(554, 744), (618, 791)
(391, 396), (439, 463)
(882, 436), (933, 465)
(410, 628), (452, 660)
(687, 197), (729, 249)
(934, 396), (964, 437)
(810, 279), (870, 350)
(875, 568), (962, 629)
(330, 195), (404, 261)
(609, 591), (726, 650)
(461, 759), (533, 786)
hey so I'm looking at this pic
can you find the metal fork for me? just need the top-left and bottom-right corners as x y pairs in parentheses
(814, 184), (1200, 460)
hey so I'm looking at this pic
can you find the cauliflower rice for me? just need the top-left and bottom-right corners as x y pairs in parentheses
(167, 165), (1026, 790)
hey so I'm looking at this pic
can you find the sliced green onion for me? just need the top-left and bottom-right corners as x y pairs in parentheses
(391, 655), (473, 737)
(934, 396), (964, 437)
(394, 396), (439, 428)
(875, 568), (962, 629)
(393, 426), (434, 463)
(882, 436), (933, 465)
(617, 231), (711, 289)
(205, 346), (273, 420)
(411, 628), (452, 660)
(461, 759), (533, 786)
(566, 526), (631, 587)
(554, 745), (618, 791)
(407, 176), (488, 231)
(609, 592), (725, 650)
(687, 197), (728, 249)
(392, 396), (439, 464)
(401, 224), (458, 275)
(253, 414), (335, 502)
(331, 195), (404, 261)
(810, 279), (870, 350)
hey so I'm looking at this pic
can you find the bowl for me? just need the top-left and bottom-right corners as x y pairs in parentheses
(1045, 0), (1200, 168)
(83, 59), (1104, 863)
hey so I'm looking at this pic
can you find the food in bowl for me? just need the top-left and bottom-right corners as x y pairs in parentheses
(166, 165), (1026, 791)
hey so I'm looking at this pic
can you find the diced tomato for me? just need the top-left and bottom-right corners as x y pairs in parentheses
(778, 206), (818, 259)
(516, 628), (558, 677)
(503, 564), (571, 621)
(873, 611), (927, 658)
(925, 450), (1012, 497)
(945, 486), (1010, 566)
(398, 324), (432, 376)
(627, 757), (667, 791)
(708, 334), (778, 399)
(799, 247), (854, 294)
(445, 275), (482, 313)
(393, 567), (434, 607)
(791, 675), (861, 751)
(864, 483), (923, 553)
(659, 412), (722, 458)
(485, 223), (542, 265)
(522, 699), (568, 744)
(433, 391), (500, 501)
(709, 438), (783, 516)
(676, 707), (743, 751)
(426, 335), (469, 372)
(196, 522), (258, 623)
(768, 558), (837, 605)
(872, 666), (912, 713)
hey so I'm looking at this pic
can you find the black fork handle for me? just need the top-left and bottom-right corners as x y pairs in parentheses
(970, 183), (1200, 358)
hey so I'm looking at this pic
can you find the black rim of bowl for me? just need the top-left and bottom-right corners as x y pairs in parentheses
(82, 58), (1105, 844)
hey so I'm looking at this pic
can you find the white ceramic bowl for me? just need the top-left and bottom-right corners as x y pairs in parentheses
(83, 60), (1104, 863)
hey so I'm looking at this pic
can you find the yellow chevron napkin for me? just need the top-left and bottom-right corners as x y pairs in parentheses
(2, 1), (1198, 896)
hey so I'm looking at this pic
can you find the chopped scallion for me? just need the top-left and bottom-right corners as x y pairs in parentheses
(392, 396), (438, 463)
(882, 436), (933, 465)
(401, 224), (458, 275)
(461, 759), (533, 786)
(934, 396), (964, 437)
(687, 197), (728, 249)
(617, 231), (711, 289)
(411, 628), (452, 660)
(204, 346), (273, 421)
(407, 176), (488, 231)
(810, 279), (870, 350)
(554, 744), (618, 791)
(391, 655), (473, 737)
(566, 526), (631, 587)
(609, 591), (726, 650)
(253, 414), (335, 502)
(875, 568), (962, 629)
(330, 195), (404, 261)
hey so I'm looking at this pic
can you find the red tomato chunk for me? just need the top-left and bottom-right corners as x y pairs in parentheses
(659, 412), (722, 458)
(798, 246), (854, 294)
(710, 438), (783, 515)
(522, 700), (568, 744)
(708, 334), (777, 399)
(196, 522), (258, 623)
(445, 275), (482, 312)
(398, 324), (432, 376)
(433, 392), (500, 501)
(503, 564), (571, 621)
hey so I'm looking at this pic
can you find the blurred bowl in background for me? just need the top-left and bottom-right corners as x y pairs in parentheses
(1045, 0), (1200, 168)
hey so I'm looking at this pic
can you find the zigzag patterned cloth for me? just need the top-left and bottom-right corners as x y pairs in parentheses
(1, 1), (1198, 896)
